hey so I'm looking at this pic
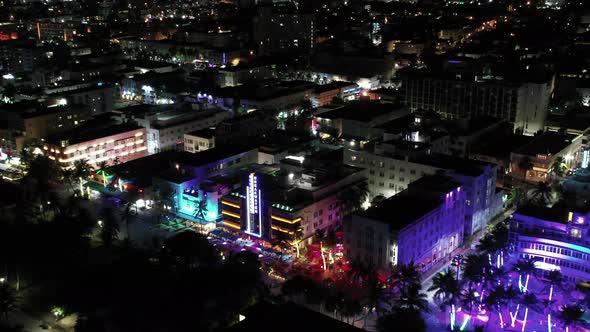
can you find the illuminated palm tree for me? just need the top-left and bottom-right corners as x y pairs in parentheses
(428, 269), (460, 329)
(483, 285), (507, 329)
(530, 182), (553, 206)
(558, 304), (584, 332)
(395, 282), (428, 312)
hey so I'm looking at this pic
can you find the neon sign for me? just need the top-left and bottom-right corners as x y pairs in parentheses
(245, 173), (263, 238)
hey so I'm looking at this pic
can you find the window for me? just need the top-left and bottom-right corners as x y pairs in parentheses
(319, 209), (323, 215)
(351, 155), (357, 161)
(379, 172), (384, 177)
(379, 182), (384, 187)
(379, 161), (385, 168)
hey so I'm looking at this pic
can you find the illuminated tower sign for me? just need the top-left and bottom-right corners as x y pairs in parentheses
(245, 173), (263, 238)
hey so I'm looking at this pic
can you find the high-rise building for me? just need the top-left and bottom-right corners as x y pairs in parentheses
(253, 5), (315, 55)
(400, 70), (553, 136)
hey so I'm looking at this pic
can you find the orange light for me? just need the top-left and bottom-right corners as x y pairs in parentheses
(271, 225), (294, 235)
(222, 211), (240, 218)
(221, 201), (240, 209)
(222, 220), (241, 229)
(271, 215), (302, 224)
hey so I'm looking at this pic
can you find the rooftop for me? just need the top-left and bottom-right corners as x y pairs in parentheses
(316, 101), (405, 122)
(105, 151), (176, 187)
(45, 121), (142, 146)
(313, 81), (357, 94)
(185, 127), (216, 138)
(173, 145), (256, 168)
(360, 192), (442, 231)
(515, 205), (571, 224)
(514, 132), (581, 157)
(415, 153), (491, 177)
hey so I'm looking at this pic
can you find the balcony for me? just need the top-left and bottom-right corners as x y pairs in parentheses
(514, 228), (590, 248)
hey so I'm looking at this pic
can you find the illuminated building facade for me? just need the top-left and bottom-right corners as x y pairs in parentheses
(510, 131), (582, 184)
(152, 146), (259, 223)
(344, 175), (465, 270)
(510, 205), (590, 281)
(42, 124), (147, 169)
(220, 161), (367, 242)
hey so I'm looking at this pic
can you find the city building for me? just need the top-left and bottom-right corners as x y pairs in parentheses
(42, 121), (147, 168)
(399, 69), (554, 135)
(344, 175), (465, 270)
(510, 131), (582, 184)
(216, 64), (276, 87)
(344, 143), (501, 236)
(309, 81), (360, 107)
(510, 205), (590, 281)
(253, 5), (315, 55)
(184, 128), (216, 153)
(0, 102), (92, 152)
(152, 145), (259, 224)
(314, 101), (410, 141)
(219, 157), (367, 242)
(117, 108), (229, 154)
(47, 83), (114, 114)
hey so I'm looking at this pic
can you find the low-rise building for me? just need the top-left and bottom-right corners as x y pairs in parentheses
(184, 128), (216, 153)
(121, 108), (229, 154)
(345, 143), (501, 236)
(219, 158), (366, 242)
(310, 81), (360, 107)
(345, 175), (465, 270)
(510, 205), (590, 281)
(42, 121), (147, 168)
(510, 131), (582, 184)
(314, 101), (410, 141)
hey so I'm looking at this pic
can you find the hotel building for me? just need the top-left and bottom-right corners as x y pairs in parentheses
(510, 205), (590, 281)
(42, 123), (147, 168)
(344, 140), (501, 237)
(344, 175), (465, 270)
(219, 159), (366, 242)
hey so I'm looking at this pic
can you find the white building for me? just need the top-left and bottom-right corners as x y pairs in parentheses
(345, 175), (465, 270)
(344, 141), (501, 236)
(131, 109), (229, 154)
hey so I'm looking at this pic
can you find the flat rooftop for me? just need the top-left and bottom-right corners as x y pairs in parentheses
(173, 144), (256, 168)
(514, 132), (581, 157)
(313, 81), (357, 94)
(106, 151), (176, 187)
(45, 121), (142, 146)
(415, 153), (491, 177)
(409, 175), (460, 193)
(185, 127), (216, 138)
(316, 101), (405, 122)
(515, 205), (570, 224)
(360, 192), (442, 231)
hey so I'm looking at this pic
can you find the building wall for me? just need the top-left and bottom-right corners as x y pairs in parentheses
(43, 128), (148, 168)
(401, 76), (551, 135)
(510, 212), (590, 281)
(184, 135), (215, 153)
(344, 148), (499, 236)
(147, 112), (228, 154)
(345, 188), (464, 270)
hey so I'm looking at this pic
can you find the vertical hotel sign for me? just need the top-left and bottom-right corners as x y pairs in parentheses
(246, 173), (263, 237)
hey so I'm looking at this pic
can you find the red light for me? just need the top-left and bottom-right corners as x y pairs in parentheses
(138, 189), (143, 193)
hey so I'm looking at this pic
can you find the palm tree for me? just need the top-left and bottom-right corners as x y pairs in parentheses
(59, 167), (76, 192)
(428, 269), (459, 305)
(0, 283), (18, 321)
(530, 182), (553, 206)
(483, 285), (507, 329)
(394, 261), (421, 293)
(461, 254), (488, 287)
(459, 286), (481, 330)
(337, 180), (369, 215)
(549, 156), (567, 180)
(395, 282), (428, 312)
(558, 304), (584, 332)
(99, 207), (119, 248)
(96, 160), (109, 172)
(73, 159), (94, 194)
(517, 156), (534, 188)
(513, 257), (537, 293)
(428, 269), (460, 328)
(519, 292), (539, 331)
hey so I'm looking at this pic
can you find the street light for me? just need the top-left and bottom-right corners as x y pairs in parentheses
(98, 220), (103, 228)
(0, 277), (5, 283)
